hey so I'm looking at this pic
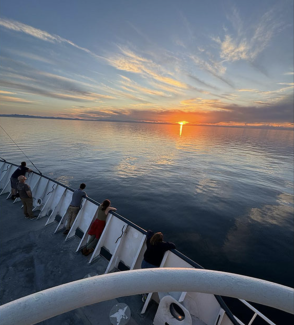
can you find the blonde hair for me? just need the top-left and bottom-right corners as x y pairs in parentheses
(150, 232), (163, 245)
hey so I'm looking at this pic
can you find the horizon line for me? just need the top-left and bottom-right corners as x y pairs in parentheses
(0, 114), (293, 130)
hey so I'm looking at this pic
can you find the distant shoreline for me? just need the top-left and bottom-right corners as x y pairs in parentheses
(0, 114), (293, 130)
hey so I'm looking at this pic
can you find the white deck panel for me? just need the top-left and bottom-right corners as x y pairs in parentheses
(182, 292), (223, 325)
(98, 216), (127, 255)
(0, 164), (17, 193)
(52, 189), (74, 230)
(113, 226), (146, 269)
(38, 184), (66, 219)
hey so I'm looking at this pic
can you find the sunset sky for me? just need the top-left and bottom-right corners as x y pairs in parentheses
(0, 0), (293, 127)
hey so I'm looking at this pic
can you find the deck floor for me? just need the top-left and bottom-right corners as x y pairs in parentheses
(0, 195), (157, 324)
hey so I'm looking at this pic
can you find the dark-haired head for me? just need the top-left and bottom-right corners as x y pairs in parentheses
(80, 183), (86, 189)
(21, 162), (26, 167)
(101, 199), (110, 210)
(150, 232), (163, 245)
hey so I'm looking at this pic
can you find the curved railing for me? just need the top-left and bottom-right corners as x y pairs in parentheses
(0, 268), (293, 325)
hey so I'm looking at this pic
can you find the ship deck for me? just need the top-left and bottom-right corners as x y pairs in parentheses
(0, 195), (157, 324)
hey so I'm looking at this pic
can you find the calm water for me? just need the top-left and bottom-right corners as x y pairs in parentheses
(0, 117), (293, 320)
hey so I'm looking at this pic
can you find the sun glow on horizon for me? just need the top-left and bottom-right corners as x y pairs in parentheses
(178, 121), (189, 125)
(178, 121), (188, 136)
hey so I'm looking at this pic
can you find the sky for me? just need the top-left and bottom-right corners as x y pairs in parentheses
(0, 0), (293, 127)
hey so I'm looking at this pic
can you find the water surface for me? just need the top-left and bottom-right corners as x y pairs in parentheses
(0, 117), (293, 319)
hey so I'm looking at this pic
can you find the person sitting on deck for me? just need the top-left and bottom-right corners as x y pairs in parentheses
(63, 183), (87, 235)
(10, 162), (32, 200)
(141, 230), (176, 302)
(17, 175), (35, 219)
(82, 199), (117, 256)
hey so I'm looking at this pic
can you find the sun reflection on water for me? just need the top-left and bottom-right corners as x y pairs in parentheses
(178, 121), (188, 136)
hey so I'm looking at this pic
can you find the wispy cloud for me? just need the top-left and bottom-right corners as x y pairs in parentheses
(0, 94), (33, 103)
(214, 6), (285, 63)
(0, 18), (102, 60)
(190, 55), (233, 88)
(0, 90), (15, 94)
(106, 46), (188, 89)
(188, 74), (219, 90)
(238, 89), (259, 92)
(119, 75), (166, 97)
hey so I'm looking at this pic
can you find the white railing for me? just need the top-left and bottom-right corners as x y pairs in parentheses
(0, 268), (293, 325)
(239, 299), (277, 325)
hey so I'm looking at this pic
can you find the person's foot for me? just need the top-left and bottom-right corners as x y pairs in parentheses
(84, 248), (94, 256)
(63, 229), (69, 235)
(28, 215), (36, 219)
(11, 195), (16, 200)
(82, 247), (88, 255)
(25, 213), (30, 218)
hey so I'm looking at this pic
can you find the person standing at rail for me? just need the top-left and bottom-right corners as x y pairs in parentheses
(17, 175), (35, 219)
(82, 199), (116, 256)
(141, 230), (176, 302)
(63, 183), (87, 235)
(10, 162), (32, 200)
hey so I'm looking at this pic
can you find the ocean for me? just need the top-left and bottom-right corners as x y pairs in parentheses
(0, 116), (293, 323)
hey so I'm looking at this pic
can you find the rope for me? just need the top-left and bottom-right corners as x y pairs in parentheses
(115, 225), (126, 243)
(46, 184), (56, 196)
(0, 124), (42, 174)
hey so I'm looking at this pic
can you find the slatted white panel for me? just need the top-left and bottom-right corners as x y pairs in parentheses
(89, 215), (127, 264)
(51, 189), (74, 230)
(38, 184), (66, 219)
(105, 227), (146, 273)
(0, 161), (7, 177)
(0, 164), (17, 194)
(31, 177), (50, 209)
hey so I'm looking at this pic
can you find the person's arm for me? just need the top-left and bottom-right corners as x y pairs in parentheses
(105, 206), (117, 215)
(25, 185), (32, 198)
(162, 242), (176, 250)
(146, 230), (154, 240)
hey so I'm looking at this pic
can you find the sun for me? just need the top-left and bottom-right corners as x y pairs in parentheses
(178, 121), (188, 125)
(178, 121), (188, 136)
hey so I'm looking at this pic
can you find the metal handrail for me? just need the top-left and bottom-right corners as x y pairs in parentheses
(0, 268), (293, 325)
(239, 299), (277, 325)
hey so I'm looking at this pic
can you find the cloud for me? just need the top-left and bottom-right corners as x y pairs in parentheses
(0, 94), (33, 103)
(0, 80), (114, 102)
(0, 18), (103, 60)
(188, 74), (219, 90)
(106, 46), (188, 89)
(190, 55), (234, 88)
(0, 90), (15, 94)
(119, 75), (166, 97)
(0, 57), (116, 102)
(238, 89), (259, 92)
(214, 6), (285, 63)
(64, 92), (293, 126)
(278, 83), (294, 86)
(284, 72), (294, 75)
